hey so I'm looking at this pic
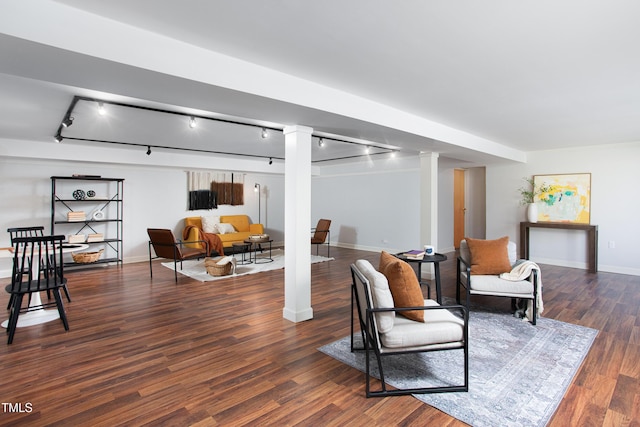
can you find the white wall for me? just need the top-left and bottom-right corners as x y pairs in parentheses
(311, 155), (457, 254)
(486, 141), (640, 275)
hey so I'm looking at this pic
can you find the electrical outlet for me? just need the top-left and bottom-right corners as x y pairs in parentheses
(608, 241), (615, 249)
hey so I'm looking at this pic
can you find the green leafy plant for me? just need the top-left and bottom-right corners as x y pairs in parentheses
(518, 177), (554, 206)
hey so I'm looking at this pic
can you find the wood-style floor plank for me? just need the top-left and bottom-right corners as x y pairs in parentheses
(0, 247), (638, 426)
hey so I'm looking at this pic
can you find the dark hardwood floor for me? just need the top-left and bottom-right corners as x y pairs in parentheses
(0, 247), (638, 426)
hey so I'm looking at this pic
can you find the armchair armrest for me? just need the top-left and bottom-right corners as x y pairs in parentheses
(371, 303), (468, 320)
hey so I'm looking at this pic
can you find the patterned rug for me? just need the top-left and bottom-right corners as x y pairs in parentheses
(162, 249), (333, 282)
(319, 304), (598, 427)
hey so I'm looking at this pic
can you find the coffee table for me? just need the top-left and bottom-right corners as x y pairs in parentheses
(394, 252), (447, 304)
(244, 238), (273, 264)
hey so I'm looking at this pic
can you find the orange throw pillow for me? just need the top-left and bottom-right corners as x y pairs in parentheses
(465, 236), (512, 275)
(378, 251), (424, 322)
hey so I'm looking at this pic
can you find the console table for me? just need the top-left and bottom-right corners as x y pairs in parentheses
(520, 222), (598, 273)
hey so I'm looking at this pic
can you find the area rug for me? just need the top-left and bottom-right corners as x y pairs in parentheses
(162, 249), (333, 282)
(319, 305), (598, 427)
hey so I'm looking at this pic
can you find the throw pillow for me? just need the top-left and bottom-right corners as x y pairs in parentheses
(355, 259), (395, 333)
(378, 251), (424, 322)
(201, 216), (220, 233)
(216, 223), (236, 234)
(465, 236), (512, 275)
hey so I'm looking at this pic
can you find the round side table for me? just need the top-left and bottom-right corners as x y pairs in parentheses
(231, 242), (252, 265)
(394, 252), (447, 304)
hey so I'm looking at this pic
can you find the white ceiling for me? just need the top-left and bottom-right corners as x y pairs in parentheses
(1, 1), (639, 166)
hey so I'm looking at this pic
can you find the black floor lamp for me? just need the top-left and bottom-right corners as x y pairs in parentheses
(254, 183), (261, 224)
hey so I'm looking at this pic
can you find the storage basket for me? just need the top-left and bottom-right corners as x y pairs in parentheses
(204, 257), (234, 277)
(72, 248), (104, 264)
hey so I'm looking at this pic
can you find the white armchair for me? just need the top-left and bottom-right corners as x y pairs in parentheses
(351, 259), (468, 397)
(456, 238), (540, 324)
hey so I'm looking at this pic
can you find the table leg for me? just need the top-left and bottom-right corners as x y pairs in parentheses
(434, 262), (442, 304)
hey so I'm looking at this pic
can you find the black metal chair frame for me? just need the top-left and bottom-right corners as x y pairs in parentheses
(148, 236), (209, 283)
(350, 263), (469, 397)
(6, 234), (69, 344)
(456, 255), (538, 325)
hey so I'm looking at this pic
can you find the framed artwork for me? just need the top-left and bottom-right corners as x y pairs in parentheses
(533, 173), (591, 224)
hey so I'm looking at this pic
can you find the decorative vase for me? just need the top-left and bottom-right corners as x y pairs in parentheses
(526, 203), (538, 223)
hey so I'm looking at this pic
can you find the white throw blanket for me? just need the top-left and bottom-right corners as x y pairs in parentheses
(500, 261), (543, 322)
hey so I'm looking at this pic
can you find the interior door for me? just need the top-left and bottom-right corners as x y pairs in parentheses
(454, 169), (465, 249)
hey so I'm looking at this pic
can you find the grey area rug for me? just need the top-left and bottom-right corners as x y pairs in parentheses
(319, 305), (598, 427)
(162, 249), (333, 282)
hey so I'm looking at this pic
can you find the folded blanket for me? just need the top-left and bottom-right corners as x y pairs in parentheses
(182, 225), (225, 256)
(500, 260), (544, 322)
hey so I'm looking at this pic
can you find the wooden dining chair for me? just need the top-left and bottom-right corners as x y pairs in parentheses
(5, 234), (70, 344)
(7, 226), (72, 304)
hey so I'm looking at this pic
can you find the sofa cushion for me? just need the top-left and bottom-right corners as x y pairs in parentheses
(378, 251), (424, 322)
(380, 299), (464, 349)
(216, 223), (236, 234)
(469, 275), (534, 295)
(201, 215), (220, 233)
(355, 259), (395, 333)
(465, 236), (512, 275)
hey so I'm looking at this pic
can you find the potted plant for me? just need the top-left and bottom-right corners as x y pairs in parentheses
(518, 177), (552, 223)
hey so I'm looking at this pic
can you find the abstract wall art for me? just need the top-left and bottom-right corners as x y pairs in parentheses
(533, 173), (591, 224)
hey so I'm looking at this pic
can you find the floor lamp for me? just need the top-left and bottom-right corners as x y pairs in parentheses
(254, 183), (261, 224)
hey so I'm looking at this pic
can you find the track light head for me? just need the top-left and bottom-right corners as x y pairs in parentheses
(61, 117), (74, 128)
(189, 116), (197, 128)
(269, 157), (273, 165)
(54, 134), (63, 143)
(261, 128), (268, 139)
(146, 146), (151, 155)
(98, 102), (105, 116)
(318, 138), (325, 148)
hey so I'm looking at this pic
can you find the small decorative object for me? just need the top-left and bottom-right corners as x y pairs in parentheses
(87, 233), (104, 242)
(517, 177), (554, 223)
(92, 210), (105, 220)
(72, 248), (104, 264)
(67, 211), (86, 221)
(526, 203), (538, 223)
(86, 190), (96, 198)
(423, 245), (435, 256)
(248, 234), (269, 242)
(72, 189), (86, 200)
(68, 234), (86, 243)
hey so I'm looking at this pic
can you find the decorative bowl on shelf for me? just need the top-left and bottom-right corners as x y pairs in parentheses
(72, 189), (86, 200)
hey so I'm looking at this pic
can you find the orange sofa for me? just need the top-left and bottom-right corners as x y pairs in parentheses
(184, 215), (264, 250)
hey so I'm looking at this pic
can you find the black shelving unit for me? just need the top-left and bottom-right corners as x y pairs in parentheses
(51, 176), (124, 268)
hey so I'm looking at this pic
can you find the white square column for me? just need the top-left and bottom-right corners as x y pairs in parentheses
(420, 152), (439, 279)
(283, 125), (314, 322)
